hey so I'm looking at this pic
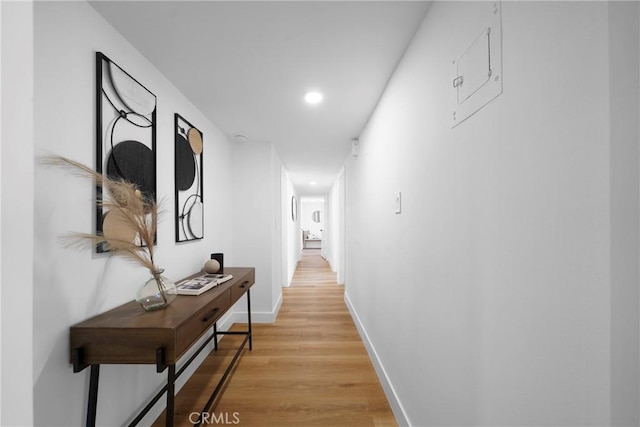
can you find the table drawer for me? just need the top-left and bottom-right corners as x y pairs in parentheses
(230, 272), (254, 303)
(175, 289), (231, 356)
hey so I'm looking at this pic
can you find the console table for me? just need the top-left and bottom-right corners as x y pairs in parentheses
(70, 267), (255, 427)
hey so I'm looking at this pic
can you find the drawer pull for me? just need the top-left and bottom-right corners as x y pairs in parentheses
(202, 308), (220, 323)
(239, 281), (250, 289)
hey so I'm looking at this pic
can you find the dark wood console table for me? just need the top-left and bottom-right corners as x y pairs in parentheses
(70, 267), (255, 427)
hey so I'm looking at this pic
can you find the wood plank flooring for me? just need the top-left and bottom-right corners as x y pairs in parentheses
(289, 249), (339, 287)
(153, 249), (397, 426)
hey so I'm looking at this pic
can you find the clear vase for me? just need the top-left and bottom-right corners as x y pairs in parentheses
(136, 268), (177, 311)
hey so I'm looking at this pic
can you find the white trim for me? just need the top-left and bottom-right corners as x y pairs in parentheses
(0, 2), (4, 421)
(231, 291), (283, 324)
(344, 291), (411, 427)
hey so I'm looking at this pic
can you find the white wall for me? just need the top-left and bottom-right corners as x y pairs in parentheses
(270, 146), (284, 308)
(609, 2), (640, 425)
(33, 2), (235, 425)
(282, 170), (300, 286)
(231, 142), (283, 321)
(0, 2), (3, 417)
(1, 1), (34, 425)
(345, 2), (630, 426)
(325, 167), (346, 284)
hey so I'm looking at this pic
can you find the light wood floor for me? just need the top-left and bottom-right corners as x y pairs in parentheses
(153, 249), (397, 426)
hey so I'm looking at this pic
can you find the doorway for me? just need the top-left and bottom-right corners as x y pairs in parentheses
(300, 197), (324, 255)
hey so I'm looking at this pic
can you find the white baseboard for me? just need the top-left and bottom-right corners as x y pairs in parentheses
(344, 291), (411, 427)
(217, 309), (236, 333)
(229, 291), (283, 324)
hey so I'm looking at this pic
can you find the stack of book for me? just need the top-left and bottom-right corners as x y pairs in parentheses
(176, 273), (233, 296)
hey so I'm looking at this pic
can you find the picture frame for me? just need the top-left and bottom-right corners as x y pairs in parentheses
(291, 196), (297, 222)
(175, 113), (204, 242)
(96, 52), (157, 252)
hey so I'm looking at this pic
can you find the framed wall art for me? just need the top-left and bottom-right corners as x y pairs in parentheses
(291, 196), (297, 222)
(96, 52), (157, 253)
(174, 113), (203, 242)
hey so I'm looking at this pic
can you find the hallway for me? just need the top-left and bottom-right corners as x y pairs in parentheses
(153, 251), (396, 426)
(290, 249), (337, 287)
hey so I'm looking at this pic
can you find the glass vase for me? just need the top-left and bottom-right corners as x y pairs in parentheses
(136, 268), (177, 311)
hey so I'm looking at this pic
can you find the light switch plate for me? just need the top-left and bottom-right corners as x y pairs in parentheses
(395, 192), (402, 214)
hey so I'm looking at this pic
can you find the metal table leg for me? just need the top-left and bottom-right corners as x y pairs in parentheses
(87, 365), (100, 427)
(247, 289), (252, 351)
(166, 365), (176, 427)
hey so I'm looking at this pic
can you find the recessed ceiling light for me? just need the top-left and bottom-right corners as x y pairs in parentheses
(310, 181), (317, 186)
(304, 91), (323, 105)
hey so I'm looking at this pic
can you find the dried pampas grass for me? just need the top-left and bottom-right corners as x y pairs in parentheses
(41, 155), (161, 273)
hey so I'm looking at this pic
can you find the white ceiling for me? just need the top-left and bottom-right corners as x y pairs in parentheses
(89, 1), (430, 196)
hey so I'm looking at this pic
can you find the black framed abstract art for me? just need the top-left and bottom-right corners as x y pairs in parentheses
(174, 113), (204, 242)
(96, 52), (157, 253)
